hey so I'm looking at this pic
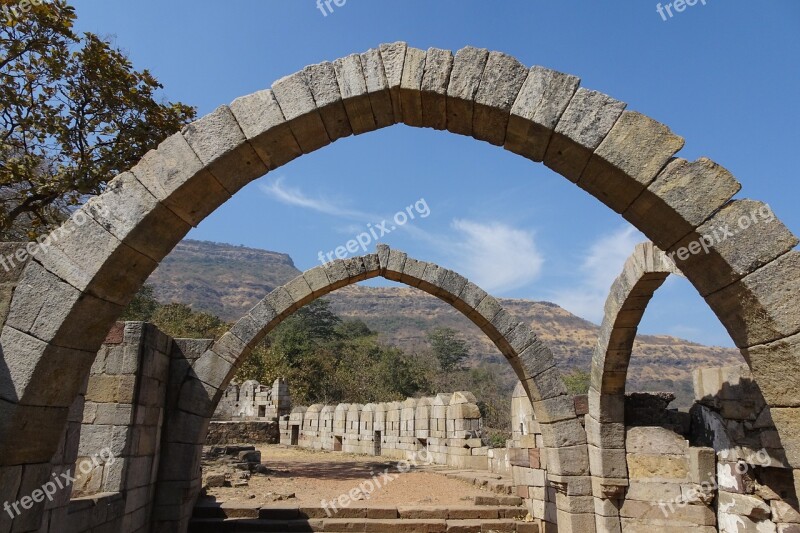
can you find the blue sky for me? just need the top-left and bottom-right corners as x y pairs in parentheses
(70, 0), (800, 347)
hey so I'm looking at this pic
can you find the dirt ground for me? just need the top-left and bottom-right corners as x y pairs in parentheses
(203, 445), (492, 508)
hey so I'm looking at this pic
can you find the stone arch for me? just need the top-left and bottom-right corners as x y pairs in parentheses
(586, 242), (683, 530)
(0, 42), (798, 533)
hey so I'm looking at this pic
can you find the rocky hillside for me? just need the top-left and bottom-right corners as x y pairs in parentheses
(146, 240), (744, 408)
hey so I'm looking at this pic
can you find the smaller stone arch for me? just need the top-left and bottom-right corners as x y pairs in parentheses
(586, 241), (683, 530)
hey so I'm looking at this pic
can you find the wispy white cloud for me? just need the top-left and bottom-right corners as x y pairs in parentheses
(259, 176), (371, 219)
(548, 226), (644, 323)
(449, 219), (544, 294)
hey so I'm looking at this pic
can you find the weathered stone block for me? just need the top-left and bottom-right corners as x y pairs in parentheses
(322, 259), (350, 290)
(379, 42), (407, 119)
(473, 51), (529, 146)
(302, 62), (352, 141)
(624, 157), (741, 250)
(399, 46), (426, 127)
(229, 89), (303, 168)
(284, 275), (315, 307)
(5, 260), (123, 352)
(579, 111), (685, 213)
(446, 46), (489, 136)
(540, 419), (586, 448)
(182, 105), (268, 195)
(84, 172), (191, 263)
(743, 332), (800, 408)
(420, 48), (453, 130)
(131, 132), (230, 226)
(505, 66), (580, 162)
(272, 71), (330, 153)
(708, 251), (800, 349)
(669, 199), (798, 296)
(544, 88), (626, 181)
(334, 54), (377, 134)
(360, 47), (394, 128)
(625, 427), (688, 455)
(627, 453), (690, 482)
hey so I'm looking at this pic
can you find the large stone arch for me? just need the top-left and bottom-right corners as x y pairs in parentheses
(1, 41), (799, 531)
(153, 246), (589, 530)
(586, 241), (683, 531)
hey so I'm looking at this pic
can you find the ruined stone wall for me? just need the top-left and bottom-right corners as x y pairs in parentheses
(279, 391), (488, 469)
(213, 378), (290, 421)
(692, 364), (799, 532)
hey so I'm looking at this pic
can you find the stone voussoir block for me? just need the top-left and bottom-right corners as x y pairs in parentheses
(473, 51), (529, 146)
(182, 105), (268, 195)
(505, 65), (580, 162)
(229, 88), (303, 169)
(624, 157), (742, 251)
(360, 47), (394, 128)
(378, 41), (407, 119)
(302, 61), (352, 142)
(398, 46), (426, 127)
(284, 274), (315, 307)
(130, 132), (231, 227)
(544, 87), (627, 182)
(333, 53), (377, 135)
(272, 71), (330, 153)
(578, 110), (685, 214)
(420, 47), (454, 130)
(446, 46), (490, 136)
(84, 171), (191, 263)
(668, 199), (798, 297)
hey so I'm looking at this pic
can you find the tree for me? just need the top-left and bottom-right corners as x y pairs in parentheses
(0, 1), (195, 238)
(149, 303), (227, 340)
(118, 283), (159, 321)
(426, 327), (470, 372)
(562, 369), (591, 395)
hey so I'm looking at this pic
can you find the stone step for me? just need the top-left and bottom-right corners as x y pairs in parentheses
(188, 517), (539, 533)
(193, 503), (527, 521)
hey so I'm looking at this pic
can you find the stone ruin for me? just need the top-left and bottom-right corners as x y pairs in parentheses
(277, 391), (487, 468)
(214, 378), (291, 420)
(0, 42), (798, 533)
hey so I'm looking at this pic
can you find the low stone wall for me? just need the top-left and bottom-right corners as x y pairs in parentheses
(279, 392), (489, 469)
(206, 421), (279, 445)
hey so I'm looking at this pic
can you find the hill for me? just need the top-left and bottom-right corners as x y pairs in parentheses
(146, 240), (744, 408)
